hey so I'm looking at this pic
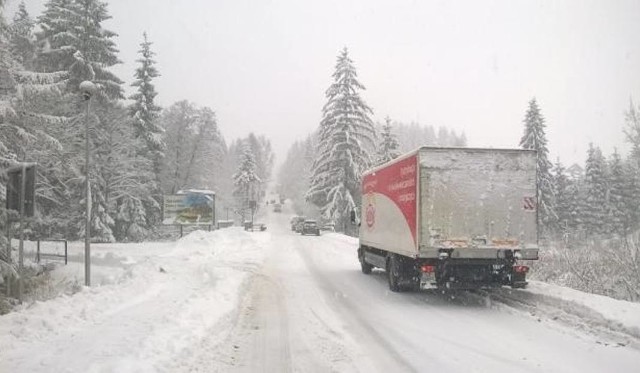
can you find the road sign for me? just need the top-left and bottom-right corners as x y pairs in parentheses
(523, 196), (536, 211)
(162, 192), (215, 225)
(6, 164), (36, 217)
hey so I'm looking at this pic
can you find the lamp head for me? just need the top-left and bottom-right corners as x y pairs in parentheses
(79, 81), (97, 100)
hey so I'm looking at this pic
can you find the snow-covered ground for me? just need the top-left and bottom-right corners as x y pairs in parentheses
(1, 205), (640, 372)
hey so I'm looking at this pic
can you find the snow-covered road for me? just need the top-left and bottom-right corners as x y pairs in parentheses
(1, 206), (640, 372)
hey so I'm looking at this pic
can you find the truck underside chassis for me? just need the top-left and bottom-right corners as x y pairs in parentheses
(358, 247), (529, 291)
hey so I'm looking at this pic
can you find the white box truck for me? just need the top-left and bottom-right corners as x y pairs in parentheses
(356, 147), (539, 291)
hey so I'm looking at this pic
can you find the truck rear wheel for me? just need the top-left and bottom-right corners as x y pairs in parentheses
(360, 258), (373, 274)
(387, 255), (402, 292)
(359, 248), (373, 274)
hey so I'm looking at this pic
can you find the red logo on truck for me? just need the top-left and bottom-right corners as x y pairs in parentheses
(365, 203), (375, 228)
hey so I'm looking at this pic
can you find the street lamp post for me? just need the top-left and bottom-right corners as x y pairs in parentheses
(79, 81), (96, 287)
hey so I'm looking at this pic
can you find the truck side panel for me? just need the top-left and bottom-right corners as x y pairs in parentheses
(418, 148), (537, 250)
(360, 153), (419, 257)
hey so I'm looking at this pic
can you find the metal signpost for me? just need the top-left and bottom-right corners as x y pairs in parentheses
(6, 163), (36, 303)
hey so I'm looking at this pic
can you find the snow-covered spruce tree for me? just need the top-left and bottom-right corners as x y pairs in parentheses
(520, 98), (556, 234)
(127, 32), (163, 229)
(233, 141), (261, 219)
(246, 133), (275, 187)
(0, 0), (17, 293)
(552, 159), (572, 237)
(129, 32), (162, 153)
(583, 143), (608, 235)
(278, 134), (316, 216)
(437, 126), (451, 146)
(607, 150), (627, 236)
(36, 0), (123, 99)
(375, 116), (400, 165)
(8, 1), (36, 70)
(307, 48), (376, 228)
(30, 0), (125, 241)
(91, 102), (154, 242)
(624, 160), (640, 232)
(623, 101), (640, 233)
(625, 101), (640, 167)
(564, 164), (585, 234)
(0, 0), (70, 298)
(0, 1), (68, 226)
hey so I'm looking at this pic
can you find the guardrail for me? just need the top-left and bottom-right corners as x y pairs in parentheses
(35, 239), (68, 265)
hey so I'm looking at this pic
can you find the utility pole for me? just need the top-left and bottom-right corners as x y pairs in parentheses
(80, 81), (96, 287)
(17, 164), (26, 302)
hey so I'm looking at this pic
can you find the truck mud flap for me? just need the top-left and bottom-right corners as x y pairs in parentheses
(364, 251), (387, 269)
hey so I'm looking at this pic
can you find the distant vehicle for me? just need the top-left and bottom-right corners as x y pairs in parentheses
(301, 220), (320, 236)
(356, 147), (539, 292)
(291, 216), (305, 231)
(244, 221), (267, 231)
(320, 221), (335, 231)
(273, 203), (282, 212)
(217, 220), (234, 229)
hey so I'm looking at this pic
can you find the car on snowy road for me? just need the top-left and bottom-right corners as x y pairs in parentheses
(291, 216), (305, 232)
(301, 220), (320, 236)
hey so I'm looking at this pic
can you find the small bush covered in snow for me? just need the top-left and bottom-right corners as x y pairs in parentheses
(532, 232), (640, 302)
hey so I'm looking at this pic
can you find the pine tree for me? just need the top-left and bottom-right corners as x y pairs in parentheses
(129, 32), (162, 152)
(307, 48), (376, 225)
(583, 144), (608, 235)
(278, 135), (316, 215)
(552, 159), (572, 236)
(116, 197), (147, 241)
(623, 159), (640, 232)
(1, 0), (68, 221)
(246, 133), (274, 187)
(8, 1), (35, 70)
(625, 101), (640, 167)
(91, 102), (154, 242)
(376, 116), (400, 165)
(520, 98), (556, 234)
(437, 126), (450, 146)
(565, 164), (585, 232)
(233, 141), (261, 218)
(453, 132), (468, 147)
(36, 0), (122, 99)
(607, 150), (627, 235)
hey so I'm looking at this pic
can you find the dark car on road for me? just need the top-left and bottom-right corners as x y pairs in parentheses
(301, 220), (320, 236)
(291, 216), (305, 232)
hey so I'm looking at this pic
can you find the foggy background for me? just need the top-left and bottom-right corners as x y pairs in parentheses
(9, 0), (640, 166)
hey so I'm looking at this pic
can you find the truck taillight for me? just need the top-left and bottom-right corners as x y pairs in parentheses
(420, 265), (435, 273)
(513, 265), (529, 273)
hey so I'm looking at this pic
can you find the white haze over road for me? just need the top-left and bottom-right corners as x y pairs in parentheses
(9, 0), (640, 165)
(1, 205), (640, 372)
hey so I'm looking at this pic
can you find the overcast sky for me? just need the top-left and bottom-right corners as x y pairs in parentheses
(9, 0), (640, 167)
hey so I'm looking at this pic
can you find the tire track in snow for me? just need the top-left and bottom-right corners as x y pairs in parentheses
(474, 289), (640, 350)
(230, 268), (293, 372)
(295, 240), (418, 373)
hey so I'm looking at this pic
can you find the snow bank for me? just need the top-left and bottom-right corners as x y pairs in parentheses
(525, 281), (640, 338)
(0, 228), (268, 372)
